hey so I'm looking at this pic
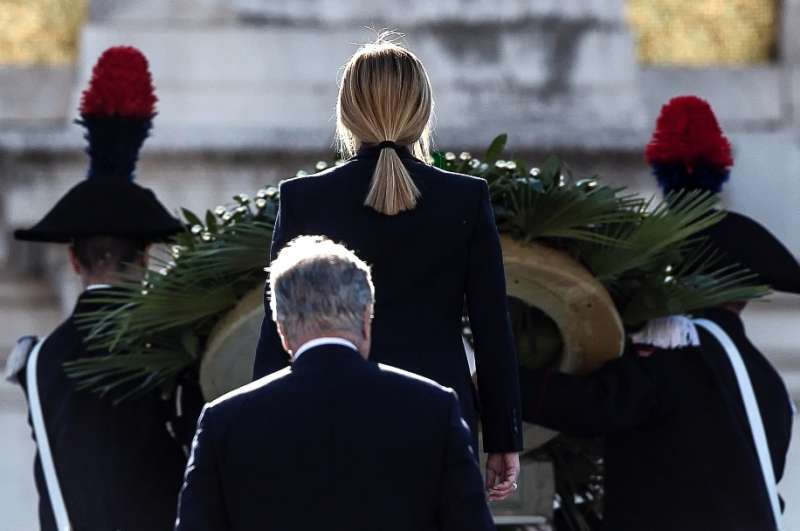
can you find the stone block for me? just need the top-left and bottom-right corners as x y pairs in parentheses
(0, 66), (75, 124)
(639, 67), (785, 128)
(781, 0), (800, 65)
(724, 131), (800, 254)
(571, 28), (638, 87)
(89, 0), (234, 25)
(232, 0), (623, 25)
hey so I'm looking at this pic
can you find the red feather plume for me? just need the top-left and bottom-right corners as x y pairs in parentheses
(80, 46), (157, 119)
(645, 96), (733, 169)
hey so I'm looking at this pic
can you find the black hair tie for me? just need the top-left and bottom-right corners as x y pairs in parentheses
(377, 140), (401, 151)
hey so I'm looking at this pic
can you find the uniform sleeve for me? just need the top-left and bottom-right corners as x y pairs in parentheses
(465, 180), (523, 453)
(439, 391), (495, 531)
(175, 405), (229, 531)
(253, 182), (294, 380)
(520, 349), (678, 436)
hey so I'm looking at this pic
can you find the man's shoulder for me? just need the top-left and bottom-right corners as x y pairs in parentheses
(4, 336), (39, 384)
(374, 363), (457, 402)
(4, 317), (77, 385)
(207, 366), (294, 412)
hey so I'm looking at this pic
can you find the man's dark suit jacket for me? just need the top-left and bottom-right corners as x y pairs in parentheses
(176, 344), (495, 531)
(521, 308), (794, 531)
(253, 144), (522, 453)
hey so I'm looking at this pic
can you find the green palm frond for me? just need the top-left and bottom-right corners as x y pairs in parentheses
(70, 136), (768, 402)
(577, 190), (725, 281)
(501, 175), (642, 245)
(619, 242), (770, 325)
(65, 347), (195, 402)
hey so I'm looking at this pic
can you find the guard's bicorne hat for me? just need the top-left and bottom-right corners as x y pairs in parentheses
(646, 95), (800, 294)
(14, 46), (182, 243)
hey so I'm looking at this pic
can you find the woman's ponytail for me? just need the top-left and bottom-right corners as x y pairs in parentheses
(335, 35), (433, 216)
(365, 145), (420, 215)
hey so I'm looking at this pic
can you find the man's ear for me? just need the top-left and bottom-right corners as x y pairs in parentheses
(276, 320), (293, 355)
(67, 246), (82, 275)
(362, 305), (373, 341)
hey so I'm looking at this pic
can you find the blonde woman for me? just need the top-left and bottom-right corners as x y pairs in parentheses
(254, 37), (522, 500)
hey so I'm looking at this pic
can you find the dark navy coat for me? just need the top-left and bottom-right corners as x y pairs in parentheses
(253, 145), (523, 453)
(177, 344), (494, 531)
(521, 308), (794, 531)
(16, 291), (193, 531)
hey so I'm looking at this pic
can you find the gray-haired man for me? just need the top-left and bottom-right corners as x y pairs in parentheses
(175, 236), (494, 531)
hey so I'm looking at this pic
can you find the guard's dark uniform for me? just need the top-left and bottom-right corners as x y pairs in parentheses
(521, 307), (794, 531)
(16, 292), (189, 531)
(9, 46), (200, 530)
(520, 95), (799, 531)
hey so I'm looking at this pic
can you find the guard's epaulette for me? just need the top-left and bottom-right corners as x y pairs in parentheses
(630, 316), (700, 351)
(4, 336), (38, 384)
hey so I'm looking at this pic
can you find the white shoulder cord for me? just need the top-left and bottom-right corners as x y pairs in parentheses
(694, 319), (783, 531)
(25, 337), (72, 531)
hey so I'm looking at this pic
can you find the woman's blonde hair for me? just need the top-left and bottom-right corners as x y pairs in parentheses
(336, 36), (433, 216)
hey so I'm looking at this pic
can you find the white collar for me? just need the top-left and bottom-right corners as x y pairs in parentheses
(293, 337), (359, 361)
(86, 284), (112, 291)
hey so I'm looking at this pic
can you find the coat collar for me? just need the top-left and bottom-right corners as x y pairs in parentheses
(353, 143), (416, 161)
(290, 343), (366, 370)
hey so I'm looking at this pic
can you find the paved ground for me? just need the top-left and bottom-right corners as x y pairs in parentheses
(0, 378), (37, 530)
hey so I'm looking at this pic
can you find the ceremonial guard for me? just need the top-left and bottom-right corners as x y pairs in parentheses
(6, 47), (199, 531)
(520, 96), (797, 530)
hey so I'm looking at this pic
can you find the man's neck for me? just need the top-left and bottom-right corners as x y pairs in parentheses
(289, 332), (366, 360)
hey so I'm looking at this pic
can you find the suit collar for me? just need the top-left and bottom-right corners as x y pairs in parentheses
(72, 285), (122, 317)
(354, 143), (416, 161)
(293, 337), (358, 360)
(291, 344), (366, 370)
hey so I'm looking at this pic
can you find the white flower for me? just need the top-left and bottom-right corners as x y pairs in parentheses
(445, 152), (456, 161)
(315, 161), (328, 171)
(459, 152), (471, 161)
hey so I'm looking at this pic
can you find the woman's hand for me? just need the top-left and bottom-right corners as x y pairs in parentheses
(485, 452), (520, 501)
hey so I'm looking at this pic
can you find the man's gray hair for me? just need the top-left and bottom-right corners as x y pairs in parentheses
(269, 235), (375, 340)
